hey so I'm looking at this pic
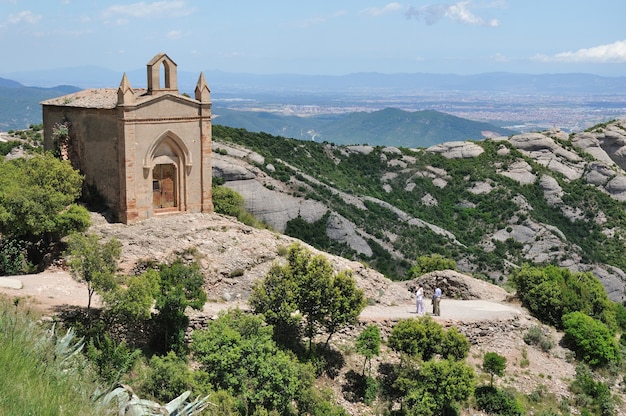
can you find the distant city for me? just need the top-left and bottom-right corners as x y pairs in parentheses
(213, 90), (626, 133)
(2, 69), (626, 134)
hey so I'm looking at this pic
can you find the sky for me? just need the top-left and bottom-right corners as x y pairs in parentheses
(1, 0), (626, 77)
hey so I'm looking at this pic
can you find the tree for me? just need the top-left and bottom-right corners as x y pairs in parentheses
(248, 261), (301, 346)
(318, 269), (366, 347)
(356, 324), (381, 376)
(407, 254), (457, 279)
(191, 309), (306, 414)
(398, 358), (475, 416)
(474, 385), (524, 416)
(483, 351), (507, 387)
(66, 233), (121, 312)
(250, 243), (366, 350)
(562, 311), (620, 367)
(388, 316), (444, 361)
(153, 259), (207, 355)
(510, 265), (617, 331)
(103, 269), (160, 324)
(0, 154), (90, 266)
(440, 326), (470, 361)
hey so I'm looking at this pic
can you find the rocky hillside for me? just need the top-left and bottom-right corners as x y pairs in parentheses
(212, 120), (626, 301)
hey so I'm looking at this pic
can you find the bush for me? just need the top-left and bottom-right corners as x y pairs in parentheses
(510, 265), (617, 331)
(212, 185), (245, 218)
(523, 325), (554, 352)
(474, 385), (524, 416)
(139, 351), (200, 404)
(0, 238), (30, 275)
(388, 316), (469, 362)
(562, 312), (620, 367)
(407, 254), (457, 278)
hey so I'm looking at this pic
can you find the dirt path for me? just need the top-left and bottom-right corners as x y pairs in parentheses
(0, 271), (525, 323)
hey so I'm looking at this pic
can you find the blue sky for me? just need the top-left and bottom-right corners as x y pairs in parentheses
(1, 0), (625, 77)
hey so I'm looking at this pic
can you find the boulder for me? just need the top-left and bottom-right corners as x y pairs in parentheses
(426, 141), (484, 159)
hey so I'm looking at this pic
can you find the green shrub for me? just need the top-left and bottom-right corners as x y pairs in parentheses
(191, 309), (308, 415)
(523, 325), (554, 352)
(483, 352), (506, 387)
(407, 254), (457, 279)
(562, 312), (620, 367)
(474, 385), (524, 416)
(140, 351), (200, 404)
(85, 334), (141, 384)
(388, 316), (469, 362)
(212, 185), (245, 217)
(569, 364), (615, 416)
(510, 265), (617, 331)
(0, 238), (30, 275)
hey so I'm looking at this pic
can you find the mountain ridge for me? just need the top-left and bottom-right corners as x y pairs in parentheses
(213, 107), (516, 147)
(210, 120), (626, 302)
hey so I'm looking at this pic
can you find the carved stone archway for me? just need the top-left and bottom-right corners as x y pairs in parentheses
(144, 131), (192, 213)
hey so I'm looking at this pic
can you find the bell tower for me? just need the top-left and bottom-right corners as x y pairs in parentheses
(146, 52), (178, 94)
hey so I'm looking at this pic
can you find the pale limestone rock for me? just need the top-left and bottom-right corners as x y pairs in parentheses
(405, 182), (416, 192)
(382, 146), (402, 155)
(509, 132), (583, 180)
(381, 172), (398, 182)
(496, 145), (510, 156)
(539, 175), (562, 206)
(212, 157), (256, 181)
(426, 165), (449, 177)
(345, 145), (375, 155)
(402, 155), (417, 164)
(432, 177), (448, 188)
(388, 159), (407, 168)
(426, 141), (484, 159)
(383, 184), (392, 193)
(498, 160), (536, 184)
(225, 179), (327, 232)
(468, 181), (493, 195)
(584, 162), (614, 185)
(605, 176), (626, 201)
(326, 213), (373, 256)
(421, 193), (438, 206)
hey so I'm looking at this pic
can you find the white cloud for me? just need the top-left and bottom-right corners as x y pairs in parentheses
(167, 30), (182, 40)
(406, 1), (499, 27)
(102, 0), (191, 19)
(533, 40), (626, 63)
(7, 10), (42, 24)
(360, 2), (403, 17)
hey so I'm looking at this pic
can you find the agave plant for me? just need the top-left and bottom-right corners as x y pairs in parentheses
(98, 384), (213, 416)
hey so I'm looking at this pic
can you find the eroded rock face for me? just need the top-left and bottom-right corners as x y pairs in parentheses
(498, 160), (536, 184)
(426, 141), (484, 159)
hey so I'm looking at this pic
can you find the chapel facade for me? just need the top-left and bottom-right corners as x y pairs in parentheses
(42, 53), (213, 223)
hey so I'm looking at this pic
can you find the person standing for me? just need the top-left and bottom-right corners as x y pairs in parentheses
(433, 286), (442, 316)
(415, 285), (424, 315)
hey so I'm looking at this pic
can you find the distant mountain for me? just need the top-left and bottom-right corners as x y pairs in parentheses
(213, 107), (516, 146)
(3, 67), (626, 95)
(0, 77), (23, 88)
(0, 82), (81, 131)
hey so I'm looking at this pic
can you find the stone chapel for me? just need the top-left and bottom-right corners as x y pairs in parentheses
(42, 53), (213, 223)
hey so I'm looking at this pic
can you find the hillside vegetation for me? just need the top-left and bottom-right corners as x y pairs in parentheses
(212, 120), (626, 299)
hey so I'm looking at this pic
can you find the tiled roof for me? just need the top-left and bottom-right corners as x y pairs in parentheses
(41, 88), (149, 109)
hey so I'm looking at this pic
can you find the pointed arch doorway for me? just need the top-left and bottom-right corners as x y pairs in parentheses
(152, 163), (177, 210)
(145, 130), (192, 215)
